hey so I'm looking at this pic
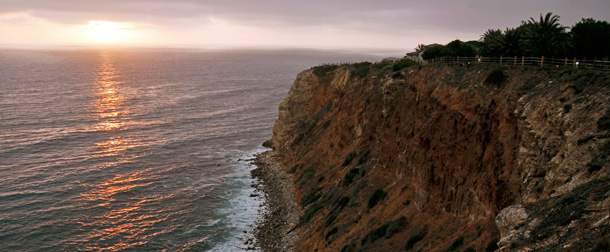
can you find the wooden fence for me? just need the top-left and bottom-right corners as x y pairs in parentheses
(427, 56), (610, 71)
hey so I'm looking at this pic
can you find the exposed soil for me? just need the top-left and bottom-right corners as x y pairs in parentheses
(268, 64), (610, 251)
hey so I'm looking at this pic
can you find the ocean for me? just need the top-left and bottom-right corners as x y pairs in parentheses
(0, 48), (385, 251)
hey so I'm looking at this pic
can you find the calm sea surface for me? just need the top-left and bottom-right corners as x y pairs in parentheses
(0, 48), (383, 251)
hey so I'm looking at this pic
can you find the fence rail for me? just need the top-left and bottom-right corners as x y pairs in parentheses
(427, 56), (610, 71)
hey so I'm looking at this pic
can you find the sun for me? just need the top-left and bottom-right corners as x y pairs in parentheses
(79, 20), (136, 44)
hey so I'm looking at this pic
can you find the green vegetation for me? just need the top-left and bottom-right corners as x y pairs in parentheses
(368, 189), (387, 208)
(288, 164), (300, 174)
(422, 39), (477, 60)
(342, 168), (366, 187)
(297, 167), (315, 186)
(417, 13), (609, 59)
(300, 189), (321, 207)
(572, 18), (610, 58)
(322, 119), (331, 129)
(326, 196), (351, 226)
(342, 151), (357, 166)
(358, 149), (370, 164)
(405, 228), (427, 250)
(447, 236), (465, 251)
(372, 60), (394, 70)
(597, 109), (610, 131)
(588, 158), (605, 173)
(299, 201), (324, 226)
(361, 216), (407, 244)
(391, 58), (418, 71)
(292, 132), (305, 146)
(341, 244), (356, 252)
(326, 227), (339, 240)
(484, 67), (508, 86)
(478, 13), (610, 58)
(336, 196), (350, 209)
(313, 64), (339, 76)
(351, 62), (373, 78)
(349, 58), (418, 79)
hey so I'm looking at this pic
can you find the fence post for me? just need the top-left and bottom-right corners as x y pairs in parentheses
(522, 56), (525, 66)
(514, 56), (517, 65)
(565, 57), (568, 66)
(541, 56), (544, 67)
(573, 57), (577, 68)
(500, 56), (503, 65)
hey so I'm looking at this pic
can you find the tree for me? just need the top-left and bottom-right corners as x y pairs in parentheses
(522, 12), (570, 56)
(571, 18), (610, 58)
(421, 45), (446, 60)
(421, 40), (476, 60)
(446, 40), (476, 57)
(480, 29), (503, 56)
(501, 26), (526, 56)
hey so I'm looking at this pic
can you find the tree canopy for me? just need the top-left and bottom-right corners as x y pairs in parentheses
(421, 40), (477, 60)
(421, 13), (609, 59)
(571, 18), (610, 58)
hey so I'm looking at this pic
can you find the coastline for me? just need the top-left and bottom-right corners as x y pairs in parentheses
(250, 151), (300, 251)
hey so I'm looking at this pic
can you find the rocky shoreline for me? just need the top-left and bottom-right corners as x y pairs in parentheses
(250, 151), (300, 252)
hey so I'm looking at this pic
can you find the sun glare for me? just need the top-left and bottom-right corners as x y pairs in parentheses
(80, 20), (137, 44)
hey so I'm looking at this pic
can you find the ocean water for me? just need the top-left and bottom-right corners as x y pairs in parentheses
(0, 48), (383, 251)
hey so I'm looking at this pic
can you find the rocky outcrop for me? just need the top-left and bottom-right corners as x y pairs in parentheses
(268, 63), (610, 251)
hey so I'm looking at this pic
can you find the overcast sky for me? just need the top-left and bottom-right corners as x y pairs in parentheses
(0, 0), (608, 52)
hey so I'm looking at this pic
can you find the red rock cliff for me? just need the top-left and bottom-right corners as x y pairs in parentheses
(269, 63), (610, 251)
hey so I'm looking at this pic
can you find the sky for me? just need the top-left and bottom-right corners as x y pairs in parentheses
(0, 0), (608, 52)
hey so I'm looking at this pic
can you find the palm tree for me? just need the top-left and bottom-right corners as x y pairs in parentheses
(480, 29), (503, 56)
(501, 27), (526, 56)
(522, 12), (570, 56)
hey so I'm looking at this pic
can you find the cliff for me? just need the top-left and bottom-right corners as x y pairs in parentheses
(267, 62), (610, 251)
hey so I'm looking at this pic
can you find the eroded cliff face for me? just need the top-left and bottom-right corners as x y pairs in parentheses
(269, 63), (610, 251)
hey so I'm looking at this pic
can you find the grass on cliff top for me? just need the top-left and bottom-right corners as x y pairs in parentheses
(313, 64), (340, 76)
(311, 58), (419, 80)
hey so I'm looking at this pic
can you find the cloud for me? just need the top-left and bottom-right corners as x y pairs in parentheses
(0, 0), (608, 49)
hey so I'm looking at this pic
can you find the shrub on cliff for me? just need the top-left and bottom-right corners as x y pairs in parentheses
(484, 67), (508, 86)
(368, 189), (387, 208)
(597, 109), (610, 131)
(342, 151), (357, 166)
(299, 201), (324, 226)
(405, 227), (427, 250)
(351, 62), (372, 78)
(361, 216), (407, 245)
(300, 189), (321, 207)
(342, 167), (366, 187)
(447, 236), (465, 251)
(391, 58), (418, 71)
